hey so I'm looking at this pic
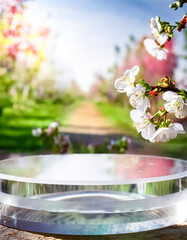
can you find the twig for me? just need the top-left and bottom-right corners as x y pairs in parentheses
(152, 86), (187, 96)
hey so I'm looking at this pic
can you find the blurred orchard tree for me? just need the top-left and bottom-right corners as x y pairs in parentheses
(0, 0), (54, 111)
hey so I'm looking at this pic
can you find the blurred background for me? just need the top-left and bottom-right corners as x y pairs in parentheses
(0, 0), (186, 159)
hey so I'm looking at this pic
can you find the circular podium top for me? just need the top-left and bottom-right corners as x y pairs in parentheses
(0, 154), (186, 185)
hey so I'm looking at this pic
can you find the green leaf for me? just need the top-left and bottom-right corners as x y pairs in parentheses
(181, 88), (187, 99)
(139, 79), (152, 95)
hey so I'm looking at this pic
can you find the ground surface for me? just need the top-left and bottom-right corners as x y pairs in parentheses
(61, 101), (126, 135)
(0, 222), (187, 240)
(0, 100), (80, 156)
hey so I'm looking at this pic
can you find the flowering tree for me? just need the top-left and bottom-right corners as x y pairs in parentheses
(0, 0), (50, 103)
(115, 2), (187, 143)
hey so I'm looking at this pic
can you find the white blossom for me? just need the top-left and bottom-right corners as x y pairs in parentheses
(110, 140), (117, 146)
(46, 122), (59, 135)
(128, 84), (150, 112)
(144, 38), (168, 60)
(0, 0), (22, 13)
(150, 123), (186, 143)
(130, 109), (155, 141)
(149, 16), (168, 45)
(32, 128), (42, 137)
(163, 91), (187, 119)
(121, 136), (127, 142)
(114, 65), (139, 95)
(144, 17), (169, 60)
(49, 122), (59, 129)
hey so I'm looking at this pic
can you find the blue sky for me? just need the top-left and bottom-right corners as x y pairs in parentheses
(25, 0), (186, 91)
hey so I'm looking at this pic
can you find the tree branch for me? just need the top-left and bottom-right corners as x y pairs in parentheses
(152, 86), (187, 96)
(179, 0), (187, 6)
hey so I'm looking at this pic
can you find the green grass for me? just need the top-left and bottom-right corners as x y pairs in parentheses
(95, 102), (136, 136)
(159, 134), (187, 160)
(95, 101), (187, 159)
(1, 98), (186, 159)
(0, 100), (80, 153)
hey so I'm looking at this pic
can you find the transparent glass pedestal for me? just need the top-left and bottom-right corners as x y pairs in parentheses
(0, 154), (186, 235)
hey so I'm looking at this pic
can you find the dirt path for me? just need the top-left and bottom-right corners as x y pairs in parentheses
(60, 102), (125, 135)
(59, 101), (166, 157)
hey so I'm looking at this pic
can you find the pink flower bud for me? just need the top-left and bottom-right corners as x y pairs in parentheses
(149, 88), (159, 96)
(177, 15), (187, 32)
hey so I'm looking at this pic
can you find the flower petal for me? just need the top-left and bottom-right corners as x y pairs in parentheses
(136, 84), (146, 93)
(171, 123), (186, 134)
(158, 33), (168, 45)
(144, 38), (158, 54)
(114, 77), (129, 92)
(144, 38), (168, 60)
(136, 97), (150, 112)
(124, 69), (130, 77)
(162, 91), (178, 102)
(141, 123), (155, 140)
(149, 16), (160, 37)
(130, 65), (139, 76)
(175, 109), (186, 119)
(148, 16), (168, 45)
(130, 109), (147, 123)
(164, 101), (176, 113)
(166, 128), (177, 140)
(155, 48), (167, 60)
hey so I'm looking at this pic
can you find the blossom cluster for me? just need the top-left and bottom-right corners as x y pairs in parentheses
(86, 136), (129, 154)
(107, 136), (129, 153)
(32, 122), (72, 154)
(0, 3), (49, 66)
(114, 65), (186, 143)
(115, 7), (187, 144)
(0, 0), (24, 14)
(144, 17), (168, 60)
(144, 15), (186, 60)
